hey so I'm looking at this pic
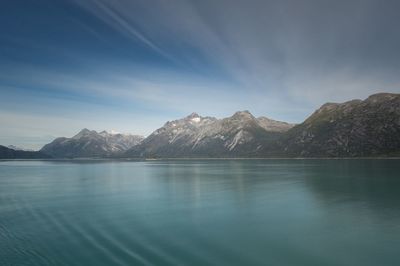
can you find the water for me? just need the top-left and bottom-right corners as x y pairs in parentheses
(1, 159), (400, 266)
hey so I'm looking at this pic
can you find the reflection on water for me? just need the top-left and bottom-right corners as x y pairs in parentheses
(1, 159), (400, 266)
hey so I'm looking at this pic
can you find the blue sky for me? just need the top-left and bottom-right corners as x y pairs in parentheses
(1, 0), (400, 149)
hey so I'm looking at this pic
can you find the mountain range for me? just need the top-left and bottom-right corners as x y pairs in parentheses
(125, 111), (293, 158)
(40, 129), (144, 158)
(1, 93), (399, 159)
(0, 145), (50, 159)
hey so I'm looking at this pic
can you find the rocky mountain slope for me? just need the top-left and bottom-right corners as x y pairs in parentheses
(40, 129), (144, 158)
(280, 93), (400, 157)
(0, 145), (50, 159)
(125, 111), (290, 158)
(257, 116), (295, 132)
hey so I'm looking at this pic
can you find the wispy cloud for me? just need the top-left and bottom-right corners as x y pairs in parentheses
(71, 0), (400, 103)
(73, 0), (177, 62)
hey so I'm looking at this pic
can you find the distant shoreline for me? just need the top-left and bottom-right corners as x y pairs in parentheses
(1, 157), (400, 162)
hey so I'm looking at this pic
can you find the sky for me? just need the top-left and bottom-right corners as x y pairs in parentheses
(1, 0), (400, 149)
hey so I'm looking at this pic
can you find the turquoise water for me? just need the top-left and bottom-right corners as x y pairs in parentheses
(1, 159), (400, 266)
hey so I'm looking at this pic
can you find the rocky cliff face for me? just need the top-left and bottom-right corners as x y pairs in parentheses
(280, 93), (400, 157)
(40, 129), (144, 158)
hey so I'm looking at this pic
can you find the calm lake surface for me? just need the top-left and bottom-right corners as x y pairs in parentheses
(1, 159), (400, 266)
